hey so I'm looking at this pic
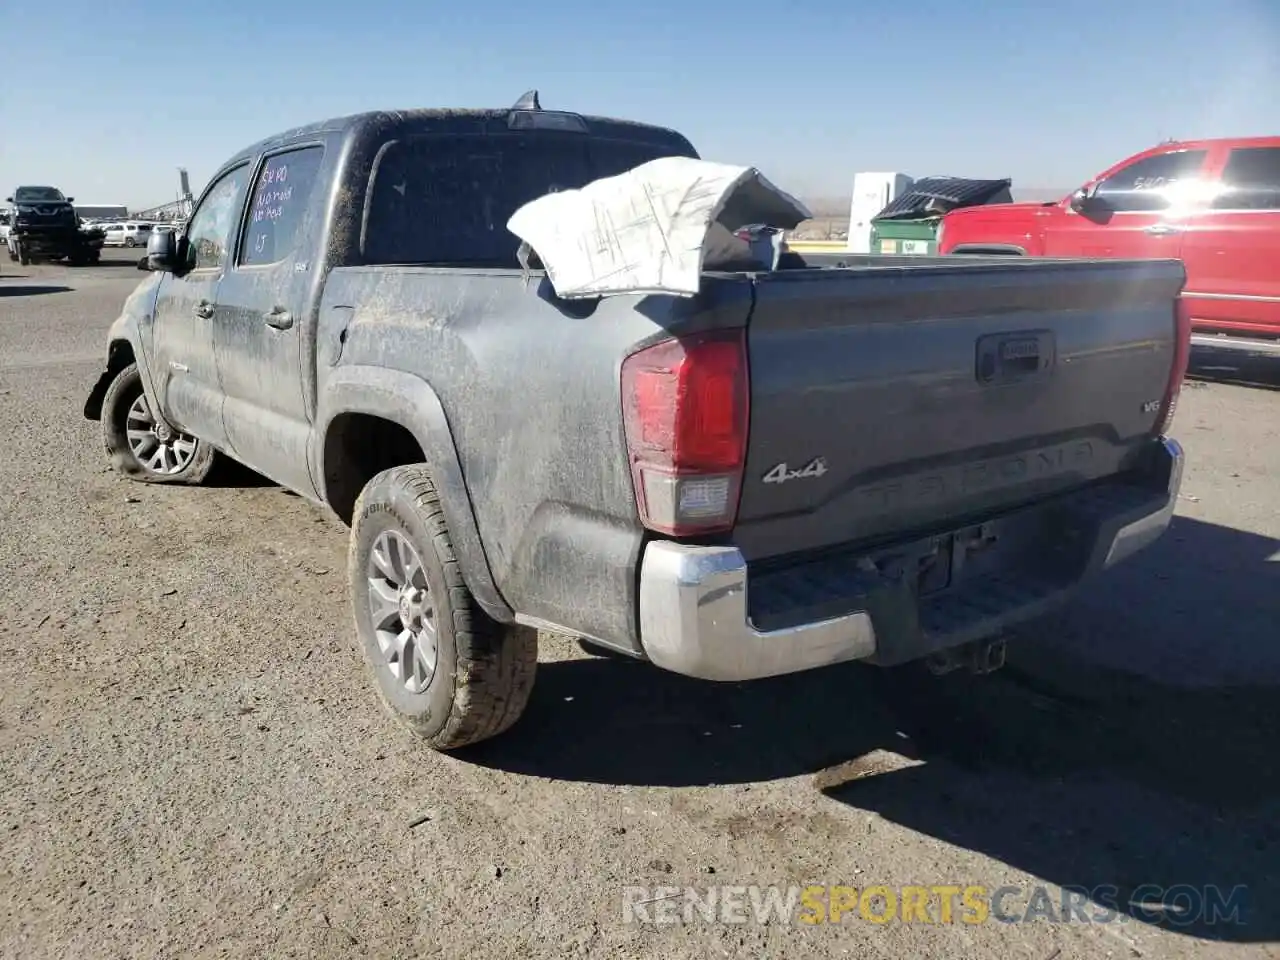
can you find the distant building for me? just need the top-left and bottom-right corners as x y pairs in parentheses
(74, 204), (129, 221)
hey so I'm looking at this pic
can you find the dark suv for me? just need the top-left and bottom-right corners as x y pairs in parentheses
(6, 185), (102, 265)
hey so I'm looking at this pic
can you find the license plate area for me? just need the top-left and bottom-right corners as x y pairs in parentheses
(869, 521), (1002, 597)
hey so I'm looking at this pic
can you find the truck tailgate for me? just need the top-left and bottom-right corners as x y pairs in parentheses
(735, 257), (1185, 562)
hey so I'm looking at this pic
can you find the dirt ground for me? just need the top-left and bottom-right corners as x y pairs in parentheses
(1, 254), (1278, 959)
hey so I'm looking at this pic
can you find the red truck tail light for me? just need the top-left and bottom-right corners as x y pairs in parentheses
(621, 329), (749, 536)
(1153, 297), (1192, 436)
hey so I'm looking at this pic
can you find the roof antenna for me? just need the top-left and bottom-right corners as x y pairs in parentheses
(513, 89), (541, 111)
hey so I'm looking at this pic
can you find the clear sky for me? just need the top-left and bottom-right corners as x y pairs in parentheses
(3, 0), (1278, 209)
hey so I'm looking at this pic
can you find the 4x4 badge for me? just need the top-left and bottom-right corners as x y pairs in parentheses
(762, 457), (829, 485)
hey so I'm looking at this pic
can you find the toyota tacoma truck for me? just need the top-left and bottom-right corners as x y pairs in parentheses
(83, 96), (1190, 750)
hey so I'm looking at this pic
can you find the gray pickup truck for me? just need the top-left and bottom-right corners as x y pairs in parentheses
(84, 98), (1190, 750)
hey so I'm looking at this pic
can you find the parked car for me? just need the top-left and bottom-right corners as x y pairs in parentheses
(82, 99), (1189, 750)
(100, 221), (156, 247)
(938, 136), (1280, 352)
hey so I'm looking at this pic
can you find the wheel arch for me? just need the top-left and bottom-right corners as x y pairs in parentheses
(316, 366), (513, 623)
(82, 339), (138, 421)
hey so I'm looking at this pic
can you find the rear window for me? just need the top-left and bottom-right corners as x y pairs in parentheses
(362, 133), (692, 266)
(1213, 146), (1280, 211)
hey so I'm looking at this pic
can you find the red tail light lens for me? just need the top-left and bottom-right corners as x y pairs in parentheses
(621, 329), (749, 536)
(1153, 297), (1192, 436)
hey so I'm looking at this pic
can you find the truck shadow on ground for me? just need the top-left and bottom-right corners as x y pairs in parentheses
(0, 284), (73, 297)
(89, 258), (153, 269)
(1188, 347), (1280, 391)
(203, 457), (278, 488)
(466, 514), (1279, 941)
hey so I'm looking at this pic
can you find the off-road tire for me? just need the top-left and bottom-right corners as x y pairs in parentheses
(101, 362), (216, 484)
(349, 465), (538, 750)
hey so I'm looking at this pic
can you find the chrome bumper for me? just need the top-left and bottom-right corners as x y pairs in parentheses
(1190, 333), (1280, 358)
(1102, 437), (1184, 570)
(637, 437), (1184, 682)
(638, 541), (878, 682)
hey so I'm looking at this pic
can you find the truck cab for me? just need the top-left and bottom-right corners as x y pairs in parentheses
(939, 137), (1280, 346)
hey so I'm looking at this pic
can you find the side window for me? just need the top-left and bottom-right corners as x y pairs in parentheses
(1213, 147), (1280, 211)
(240, 146), (325, 267)
(1092, 150), (1209, 212)
(185, 165), (250, 271)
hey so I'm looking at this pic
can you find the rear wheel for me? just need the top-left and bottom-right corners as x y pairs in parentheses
(349, 465), (538, 750)
(101, 362), (215, 484)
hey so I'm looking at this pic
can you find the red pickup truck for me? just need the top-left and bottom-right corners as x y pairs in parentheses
(938, 137), (1280, 352)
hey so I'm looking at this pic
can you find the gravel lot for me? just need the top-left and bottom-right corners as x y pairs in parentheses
(1, 255), (1277, 959)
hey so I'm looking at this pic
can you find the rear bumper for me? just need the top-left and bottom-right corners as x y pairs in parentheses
(638, 437), (1184, 681)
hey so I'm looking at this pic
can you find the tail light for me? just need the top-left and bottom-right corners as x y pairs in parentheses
(1153, 297), (1192, 436)
(621, 329), (749, 536)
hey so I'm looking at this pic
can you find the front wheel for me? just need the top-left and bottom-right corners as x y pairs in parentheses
(349, 465), (538, 750)
(101, 362), (215, 483)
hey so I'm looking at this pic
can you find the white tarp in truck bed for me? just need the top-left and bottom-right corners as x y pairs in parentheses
(506, 156), (813, 299)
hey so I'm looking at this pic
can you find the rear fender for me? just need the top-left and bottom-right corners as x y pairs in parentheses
(315, 365), (513, 623)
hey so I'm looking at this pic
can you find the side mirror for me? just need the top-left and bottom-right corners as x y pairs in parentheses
(1069, 184), (1100, 212)
(144, 227), (180, 273)
(66, 196), (75, 203)
(137, 255), (150, 270)
(3, 197), (11, 203)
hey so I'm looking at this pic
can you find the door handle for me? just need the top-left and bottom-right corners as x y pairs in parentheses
(1144, 223), (1185, 236)
(194, 300), (214, 319)
(264, 308), (294, 330)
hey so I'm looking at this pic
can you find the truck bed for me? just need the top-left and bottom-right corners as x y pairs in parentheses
(318, 252), (1184, 658)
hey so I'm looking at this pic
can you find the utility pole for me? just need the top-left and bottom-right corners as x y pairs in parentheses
(178, 168), (194, 219)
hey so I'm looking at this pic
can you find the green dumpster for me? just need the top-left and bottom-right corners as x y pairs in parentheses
(870, 217), (941, 256)
(869, 177), (1014, 256)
